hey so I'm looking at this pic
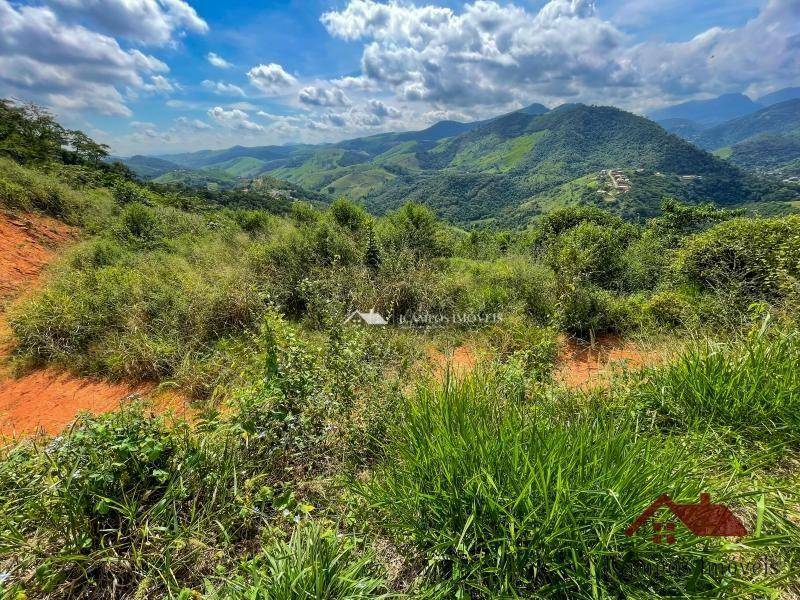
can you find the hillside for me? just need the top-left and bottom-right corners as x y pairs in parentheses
(123, 103), (797, 226)
(118, 155), (183, 179)
(362, 104), (792, 224)
(650, 93), (761, 126)
(686, 100), (800, 178)
(695, 100), (800, 150)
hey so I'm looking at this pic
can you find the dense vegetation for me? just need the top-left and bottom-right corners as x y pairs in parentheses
(124, 103), (800, 226)
(660, 99), (800, 178)
(1, 101), (800, 598)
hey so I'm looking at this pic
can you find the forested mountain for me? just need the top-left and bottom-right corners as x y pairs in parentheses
(123, 102), (798, 226)
(650, 93), (761, 126)
(673, 100), (800, 177)
(119, 155), (183, 179)
(695, 100), (800, 150)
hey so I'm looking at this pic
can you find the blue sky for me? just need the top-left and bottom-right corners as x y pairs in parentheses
(0, 0), (796, 155)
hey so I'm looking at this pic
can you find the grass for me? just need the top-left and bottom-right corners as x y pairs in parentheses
(206, 523), (388, 599)
(633, 326), (800, 441)
(356, 370), (800, 598)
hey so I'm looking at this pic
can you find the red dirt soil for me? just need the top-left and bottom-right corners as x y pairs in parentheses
(0, 211), (74, 300)
(0, 211), (190, 438)
(555, 335), (657, 388)
(427, 345), (478, 380)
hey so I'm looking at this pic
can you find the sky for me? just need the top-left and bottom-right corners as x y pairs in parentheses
(1, 0), (797, 155)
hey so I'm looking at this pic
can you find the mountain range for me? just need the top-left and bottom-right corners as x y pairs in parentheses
(651, 88), (800, 177)
(121, 95), (800, 226)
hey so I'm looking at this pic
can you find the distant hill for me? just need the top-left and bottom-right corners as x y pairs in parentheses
(125, 102), (797, 226)
(362, 104), (786, 224)
(695, 100), (800, 150)
(689, 100), (800, 177)
(757, 87), (800, 107)
(650, 93), (761, 126)
(121, 155), (183, 179)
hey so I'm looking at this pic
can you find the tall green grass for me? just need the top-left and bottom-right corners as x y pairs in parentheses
(358, 371), (798, 598)
(634, 328), (800, 441)
(207, 523), (388, 599)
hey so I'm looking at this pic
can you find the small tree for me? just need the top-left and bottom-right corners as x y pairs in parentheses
(364, 221), (381, 272)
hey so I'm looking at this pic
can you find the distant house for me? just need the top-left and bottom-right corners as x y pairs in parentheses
(626, 493), (747, 544)
(343, 309), (388, 326)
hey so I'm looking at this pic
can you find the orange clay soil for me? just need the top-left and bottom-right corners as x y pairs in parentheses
(426, 334), (660, 389)
(426, 344), (479, 380)
(0, 211), (190, 438)
(555, 334), (660, 388)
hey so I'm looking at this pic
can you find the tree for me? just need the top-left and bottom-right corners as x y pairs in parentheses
(68, 129), (109, 164)
(0, 99), (66, 163)
(364, 221), (381, 272)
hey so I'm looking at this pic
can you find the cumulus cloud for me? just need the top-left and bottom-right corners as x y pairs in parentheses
(202, 79), (246, 97)
(0, 0), (172, 116)
(321, 0), (626, 107)
(47, 0), (208, 46)
(298, 85), (351, 107)
(365, 99), (400, 119)
(144, 74), (176, 93)
(208, 106), (264, 131)
(628, 0), (800, 99)
(247, 63), (298, 95)
(320, 0), (799, 111)
(206, 51), (232, 68)
(175, 115), (212, 130)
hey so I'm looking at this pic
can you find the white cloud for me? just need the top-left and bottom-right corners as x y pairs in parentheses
(202, 79), (246, 97)
(365, 99), (400, 119)
(627, 0), (800, 100)
(175, 115), (212, 130)
(0, 0), (172, 116)
(47, 0), (208, 46)
(298, 85), (351, 107)
(206, 51), (232, 68)
(320, 0), (800, 111)
(247, 63), (298, 95)
(144, 74), (176, 93)
(207, 106), (264, 131)
(321, 0), (626, 107)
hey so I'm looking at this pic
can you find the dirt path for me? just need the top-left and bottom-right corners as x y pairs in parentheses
(0, 211), (188, 439)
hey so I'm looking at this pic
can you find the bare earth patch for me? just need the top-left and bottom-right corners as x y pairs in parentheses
(556, 334), (662, 388)
(0, 211), (191, 439)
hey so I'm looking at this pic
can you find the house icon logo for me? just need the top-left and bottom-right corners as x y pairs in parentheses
(626, 493), (747, 544)
(342, 309), (388, 326)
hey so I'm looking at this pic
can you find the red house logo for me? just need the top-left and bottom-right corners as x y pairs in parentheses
(626, 493), (747, 544)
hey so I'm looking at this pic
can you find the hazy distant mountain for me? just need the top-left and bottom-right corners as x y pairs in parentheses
(695, 99), (800, 150)
(650, 93), (761, 126)
(648, 118), (707, 139)
(757, 87), (800, 107)
(122, 155), (183, 179)
(122, 102), (796, 226)
(694, 100), (800, 176)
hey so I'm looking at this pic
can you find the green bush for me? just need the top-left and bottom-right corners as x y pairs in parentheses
(676, 216), (800, 303)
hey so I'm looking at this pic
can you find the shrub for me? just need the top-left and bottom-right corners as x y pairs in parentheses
(675, 216), (800, 304)
(207, 523), (388, 599)
(545, 221), (629, 290)
(0, 407), (217, 596)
